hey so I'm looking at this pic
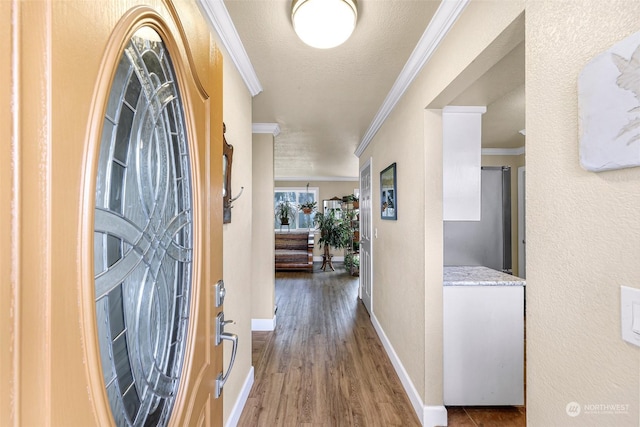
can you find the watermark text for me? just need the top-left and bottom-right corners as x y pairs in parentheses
(566, 401), (630, 417)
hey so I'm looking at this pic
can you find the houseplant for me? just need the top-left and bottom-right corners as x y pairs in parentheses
(344, 252), (360, 276)
(275, 200), (296, 226)
(343, 193), (359, 209)
(314, 209), (351, 269)
(298, 200), (317, 214)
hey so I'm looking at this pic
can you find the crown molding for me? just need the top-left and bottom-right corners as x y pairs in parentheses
(252, 123), (281, 136)
(275, 176), (359, 182)
(355, 0), (470, 157)
(197, 0), (263, 97)
(481, 146), (525, 156)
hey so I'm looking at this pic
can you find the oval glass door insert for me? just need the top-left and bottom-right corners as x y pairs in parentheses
(93, 26), (193, 427)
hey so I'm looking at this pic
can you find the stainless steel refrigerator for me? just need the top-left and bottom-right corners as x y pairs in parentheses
(443, 166), (512, 273)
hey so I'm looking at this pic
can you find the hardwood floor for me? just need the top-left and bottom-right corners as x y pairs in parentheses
(446, 406), (525, 426)
(238, 267), (421, 426)
(238, 266), (526, 426)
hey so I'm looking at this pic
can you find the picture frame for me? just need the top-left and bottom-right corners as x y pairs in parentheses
(380, 162), (397, 220)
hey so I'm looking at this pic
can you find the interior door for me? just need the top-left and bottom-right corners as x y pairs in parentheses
(360, 159), (373, 314)
(2, 2), (224, 426)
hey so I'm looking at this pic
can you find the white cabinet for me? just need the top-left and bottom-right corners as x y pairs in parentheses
(442, 106), (486, 221)
(443, 284), (524, 406)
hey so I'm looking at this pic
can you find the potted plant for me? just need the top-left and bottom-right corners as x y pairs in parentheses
(275, 200), (296, 226)
(343, 194), (359, 209)
(344, 252), (360, 276)
(314, 209), (351, 271)
(298, 200), (317, 214)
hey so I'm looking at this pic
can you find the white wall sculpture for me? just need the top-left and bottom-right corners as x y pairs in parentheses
(579, 31), (640, 172)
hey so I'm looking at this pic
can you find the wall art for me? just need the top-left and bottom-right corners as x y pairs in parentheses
(579, 31), (640, 172)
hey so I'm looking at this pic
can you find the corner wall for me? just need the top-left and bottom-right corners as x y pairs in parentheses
(211, 31), (255, 425)
(526, 2), (640, 425)
(252, 134), (275, 326)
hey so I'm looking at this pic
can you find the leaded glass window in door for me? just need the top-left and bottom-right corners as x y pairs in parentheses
(93, 26), (193, 427)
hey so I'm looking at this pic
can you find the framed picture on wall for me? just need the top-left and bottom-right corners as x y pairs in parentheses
(380, 163), (397, 220)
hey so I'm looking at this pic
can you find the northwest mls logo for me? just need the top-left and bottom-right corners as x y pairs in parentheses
(566, 401), (581, 417)
(566, 401), (630, 417)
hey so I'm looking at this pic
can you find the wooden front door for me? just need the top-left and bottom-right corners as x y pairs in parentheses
(1, 1), (224, 425)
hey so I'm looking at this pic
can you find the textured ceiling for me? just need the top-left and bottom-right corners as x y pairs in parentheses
(223, 0), (525, 179)
(451, 41), (526, 149)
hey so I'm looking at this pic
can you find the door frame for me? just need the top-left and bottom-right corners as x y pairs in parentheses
(518, 166), (526, 279)
(359, 157), (373, 314)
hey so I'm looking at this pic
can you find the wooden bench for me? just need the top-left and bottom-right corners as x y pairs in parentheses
(275, 231), (314, 272)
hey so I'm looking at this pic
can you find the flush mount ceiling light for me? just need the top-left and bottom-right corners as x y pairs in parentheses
(291, 0), (357, 49)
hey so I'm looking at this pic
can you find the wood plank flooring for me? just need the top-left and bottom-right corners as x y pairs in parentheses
(238, 266), (527, 426)
(238, 267), (421, 426)
(446, 406), (526, 426)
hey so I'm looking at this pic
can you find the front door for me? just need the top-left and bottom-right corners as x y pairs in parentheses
(360, 159), (373, 315)
(1, 2), (224, 425)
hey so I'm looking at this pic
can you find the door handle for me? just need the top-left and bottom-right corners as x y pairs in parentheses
(214, 312), (238, 398)
(215, 332), (238, 398)
(215, 312), (235, 345)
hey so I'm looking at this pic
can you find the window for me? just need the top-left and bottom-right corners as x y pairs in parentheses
(274, 187), (319, 231)
(94, 26), (192, 426)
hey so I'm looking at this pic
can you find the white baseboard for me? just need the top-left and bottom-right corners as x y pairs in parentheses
(370, 314), (448, 426)
(370, 314), (425, 424)
(225, 366), (254, 427)
(251, 315), (276, 331)
(424, 405), (448, 427)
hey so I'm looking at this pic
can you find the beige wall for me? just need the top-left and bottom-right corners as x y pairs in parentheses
(527, 1), (640, 425)
(275, 180), (358, 258)
(360, 0), (525, 411)
(361, 114), (428, 405)
(253, 134), (276, 321)
(481, 154), (525, 277)
(423, 110), (445, 408)
(215, 31), (254, 424)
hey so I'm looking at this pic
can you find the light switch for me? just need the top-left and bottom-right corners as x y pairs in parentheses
(621, 286), (640, 346)
(632, 302), (640, 335)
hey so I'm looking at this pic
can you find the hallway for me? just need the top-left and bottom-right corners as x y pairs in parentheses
(238, 267), (420, 426)
(238, 266), (526, 426)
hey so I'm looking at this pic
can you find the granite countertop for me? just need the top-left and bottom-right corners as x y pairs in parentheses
(443, 266), (526, 287)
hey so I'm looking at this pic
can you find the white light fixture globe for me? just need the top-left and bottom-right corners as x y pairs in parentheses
(291, 0), (357, 49)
